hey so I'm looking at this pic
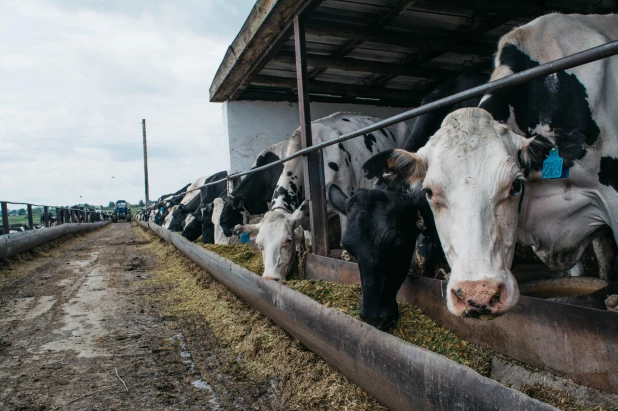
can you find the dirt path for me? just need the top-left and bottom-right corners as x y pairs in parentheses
(0, 223), (275, 410)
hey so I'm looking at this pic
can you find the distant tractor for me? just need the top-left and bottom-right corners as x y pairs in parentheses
(112, 200), (132, 223)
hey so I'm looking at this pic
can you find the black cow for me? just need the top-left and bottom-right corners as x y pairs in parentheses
(168, 192), (202, 232)
(219, 141), (288, 237)
(329, 185), (437, 329)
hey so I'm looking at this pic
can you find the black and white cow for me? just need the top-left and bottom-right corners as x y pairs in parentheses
(165, 176), (209, 231)
(219, 140), (289, 238)
(377, 13), (618, 317)
(235, 112), (409, 280)
(180, 170), (227, 242)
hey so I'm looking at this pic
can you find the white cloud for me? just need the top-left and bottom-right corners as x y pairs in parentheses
(0, 0), (254, 208)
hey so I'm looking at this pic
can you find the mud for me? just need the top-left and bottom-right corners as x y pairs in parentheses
(0, 223), (277, 410)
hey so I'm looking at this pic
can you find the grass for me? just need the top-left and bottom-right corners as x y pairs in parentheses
(135, 225), (384, 410)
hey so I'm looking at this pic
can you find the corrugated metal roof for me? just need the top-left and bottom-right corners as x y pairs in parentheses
(210, 0), (618, 107)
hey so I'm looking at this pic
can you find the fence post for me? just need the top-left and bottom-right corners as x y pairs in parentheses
(294, 16), (329, 256)
(55, 208), (60, 225)
(1, 202), (9, 234)
(27, 204), (34, 230)
(43, 206), (50, 227)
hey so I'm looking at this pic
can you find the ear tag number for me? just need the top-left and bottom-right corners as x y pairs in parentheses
(240, 232), (251, 244)
(542, 147), (565, 179)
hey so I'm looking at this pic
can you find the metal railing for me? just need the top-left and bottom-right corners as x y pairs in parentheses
(147, 40), (618, 206)
(0, 201), (108, 234)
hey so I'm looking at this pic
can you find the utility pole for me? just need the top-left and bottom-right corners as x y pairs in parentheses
(142, 119), (150, 207)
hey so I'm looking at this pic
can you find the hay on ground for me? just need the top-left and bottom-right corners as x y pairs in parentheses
(135, 226), (384, 410)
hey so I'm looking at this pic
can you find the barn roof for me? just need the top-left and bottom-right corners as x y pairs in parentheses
(210, 0), (618, 107)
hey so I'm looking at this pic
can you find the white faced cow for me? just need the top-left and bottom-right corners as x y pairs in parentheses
(236, 112), (409, 280)
(379, 13), (618, 317)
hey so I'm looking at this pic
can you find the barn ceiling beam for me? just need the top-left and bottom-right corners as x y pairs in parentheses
(272, 51), (453, 80)
(304, 21), (497, 56)
(365, 15), (512, 87)
(237, 90), (420, 107)
(210, 0), (326, 102)
(251, 75), (425, 102)
(307, 0), (419, 79)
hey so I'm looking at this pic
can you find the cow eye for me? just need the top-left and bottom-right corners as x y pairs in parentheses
(423, 187), (433, 199)
(510, 177), (524, 197)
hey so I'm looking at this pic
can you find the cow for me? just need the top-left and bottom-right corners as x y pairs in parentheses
(180, 170), (227, 242)
(329, 185), (437, 329)
(234, 112), (410, 280)
(211, 198), (242, 244)
(364, 74), (488, 273)
(162, 205), (179, 229)
(165, 176), (210, 231)
(374, 17), (618, 319)
(321, 75), (490, 329)
(39, 212), (56, 226)
(219, 140), (289, 238)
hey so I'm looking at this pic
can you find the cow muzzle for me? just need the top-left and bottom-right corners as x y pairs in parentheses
(448, 279), (511, 317)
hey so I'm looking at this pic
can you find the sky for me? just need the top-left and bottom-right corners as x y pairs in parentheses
(0, 0), (256, 209)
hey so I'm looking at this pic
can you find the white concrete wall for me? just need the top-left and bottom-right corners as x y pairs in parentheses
(223, 100), (416, 174)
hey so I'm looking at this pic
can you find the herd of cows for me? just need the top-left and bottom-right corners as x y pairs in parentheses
(6, 208), (111, 234)
(136, 14), (618, 328)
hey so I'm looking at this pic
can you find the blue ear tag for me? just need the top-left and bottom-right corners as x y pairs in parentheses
(240, 232), (251, 244)
(542, 147), (565, 179)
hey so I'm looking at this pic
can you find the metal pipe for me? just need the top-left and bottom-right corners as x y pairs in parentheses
(138, 40), (618, 200)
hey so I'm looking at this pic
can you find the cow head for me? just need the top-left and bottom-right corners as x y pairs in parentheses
(329, 185), (429, 329)
(200, 203), (215, 244)
(369, 108), (560, 317)
(235, 201), (309, 281)
(219, 195), (246, 237)
(181, 210), (202, 242)
(167, 205), (186, 231)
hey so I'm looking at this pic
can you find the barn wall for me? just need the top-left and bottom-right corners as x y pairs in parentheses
(223, 100), (416, 173)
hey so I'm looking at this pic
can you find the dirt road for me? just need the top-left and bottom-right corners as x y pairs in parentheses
(0, 223), (277, 410)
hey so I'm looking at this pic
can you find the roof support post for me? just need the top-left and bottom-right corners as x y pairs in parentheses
(294, 16), (329, 257)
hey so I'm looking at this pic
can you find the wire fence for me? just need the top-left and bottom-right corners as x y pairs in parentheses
(145, 39), (618, 207)
(0, 201), (113, 234)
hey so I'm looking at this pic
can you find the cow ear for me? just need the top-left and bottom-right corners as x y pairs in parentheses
(364, 149), (427, 184)
(232, 195), (245, 210)
(291, 200), (310, 228)
(517, 134), (554, 177)
(328, 184), (349, 216)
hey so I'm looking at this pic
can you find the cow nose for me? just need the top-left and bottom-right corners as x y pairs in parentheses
(449, 280), (506, 317)
(262, 274), (281, 282)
